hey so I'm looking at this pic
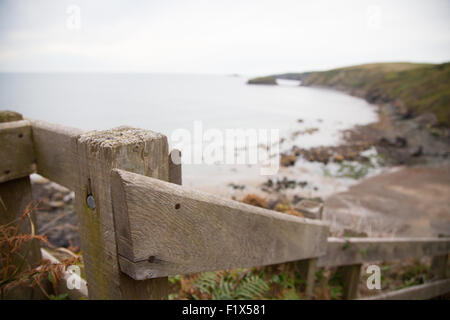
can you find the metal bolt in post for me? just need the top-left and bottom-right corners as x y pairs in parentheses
(86, 194), (96, 210)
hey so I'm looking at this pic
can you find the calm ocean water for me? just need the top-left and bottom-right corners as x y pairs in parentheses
(0, 73), (378, 185)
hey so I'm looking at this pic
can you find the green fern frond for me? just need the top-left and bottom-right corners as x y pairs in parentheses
(194, 272), (218, 295)
(212, 277), (234, 300)
(235, 275), (269, 299)
(193, 271), (269, 300)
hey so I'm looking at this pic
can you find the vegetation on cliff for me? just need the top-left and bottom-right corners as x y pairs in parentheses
(249, 62), (450, 127)
(247, 76), (277, 85)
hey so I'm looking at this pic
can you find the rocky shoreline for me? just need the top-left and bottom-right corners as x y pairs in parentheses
(32, 178), (80, 251)
(228, 81), (450, 236)
(280, 100), (450, 168)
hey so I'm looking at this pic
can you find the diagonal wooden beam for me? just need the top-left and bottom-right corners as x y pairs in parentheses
(111, 168), (329, 280)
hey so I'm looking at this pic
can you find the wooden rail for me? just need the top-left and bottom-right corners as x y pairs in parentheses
(112, 169), (327, 279)
(0, 111), (449, 300)
(318, 237), (450, 268)
(360, 279), (450, 300)
(31, 119), (84, 190)
(318, 237), (450, 299)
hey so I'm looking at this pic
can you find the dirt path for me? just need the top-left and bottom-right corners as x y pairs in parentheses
(324, 165), (450, 237)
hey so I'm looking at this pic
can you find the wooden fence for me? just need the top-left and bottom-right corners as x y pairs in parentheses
(1, 111), (449, 300)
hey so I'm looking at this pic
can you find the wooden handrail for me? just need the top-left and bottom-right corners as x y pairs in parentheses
(360, 279), (450, 300)
(29, 119), (85, 190)
(112, 169), (328, 279)
(318, 237), (450, 267)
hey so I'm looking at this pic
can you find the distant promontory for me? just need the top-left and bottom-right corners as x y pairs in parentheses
(248, 62), (450, 127)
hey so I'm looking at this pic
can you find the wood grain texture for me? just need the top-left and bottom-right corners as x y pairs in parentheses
(114, 149), (184, 299)
(0, 120), (36, 183)
(74, 126), (169, 299)
(169, 149), (182, 185)
(360, 279), (450, 300)
(29, 119), (84, 190)
(339, 264), (362, 300)
(318, 237), (450, 267)
(298, 258), (317, 299)
(111, 169), (329, 280)
(430, 254), (448, 280)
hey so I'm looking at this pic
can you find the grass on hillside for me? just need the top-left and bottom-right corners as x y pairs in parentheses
(250, 62), (450, 127)
(247, 76), (277, 85)
(303, 62), (450, 127)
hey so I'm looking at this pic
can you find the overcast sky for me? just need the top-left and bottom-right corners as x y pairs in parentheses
(0, 0), (449, 75)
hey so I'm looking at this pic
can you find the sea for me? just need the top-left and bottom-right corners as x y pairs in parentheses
(0, 73), (378, 187)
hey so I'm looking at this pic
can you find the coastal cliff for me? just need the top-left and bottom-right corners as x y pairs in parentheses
(248, 62), (450, 127)
(247, 76), (278, 85)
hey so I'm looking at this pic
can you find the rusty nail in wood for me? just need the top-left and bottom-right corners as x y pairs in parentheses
(148, 256), (155, 263)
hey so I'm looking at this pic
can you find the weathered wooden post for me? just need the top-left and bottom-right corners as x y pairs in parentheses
(298, 258), (317, 298)
(430, 235), (448, 280)
(169, 149), (182, 185)
(74, 126), (170, 299)
(0, 111), (42, 299)
(296, 200), (324, 298)
(339, 264), (362, 300)
(431, 254), (448, 280)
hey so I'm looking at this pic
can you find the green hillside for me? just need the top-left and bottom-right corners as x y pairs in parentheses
(249, 62), (450, 127)
(247, 76), (277, 85)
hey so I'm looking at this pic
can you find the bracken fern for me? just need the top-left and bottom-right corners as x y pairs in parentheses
(193, 271), (269, 300)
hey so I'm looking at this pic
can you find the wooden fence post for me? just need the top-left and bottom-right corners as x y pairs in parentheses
(298, 258), (317, 299)
(74, 126), (169, 299)
(431, 254), (448, 280)
(339, 264), (362, 300)
(0, 111), (41, 299)
(169, 149), (182, 185)
(431, 234), (448, 280)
